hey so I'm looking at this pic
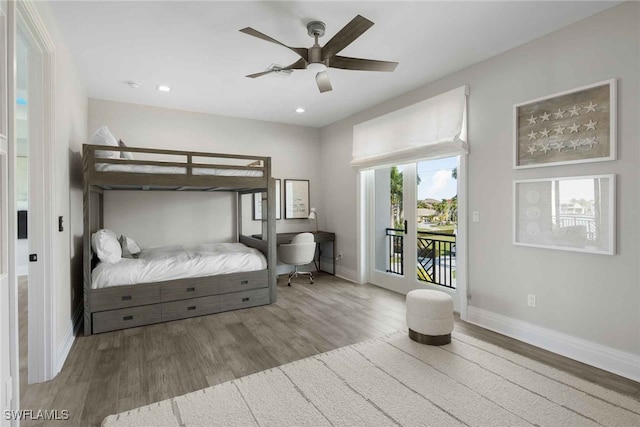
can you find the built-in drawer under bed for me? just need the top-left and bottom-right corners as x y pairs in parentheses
(89, 270), (269, 334)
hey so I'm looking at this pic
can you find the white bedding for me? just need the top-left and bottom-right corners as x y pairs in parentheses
(96, 163), (263, 177)
(91, 243), (267, 289)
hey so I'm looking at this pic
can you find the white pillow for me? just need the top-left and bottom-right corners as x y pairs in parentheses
(119, 235), (141, 258)
(90, 126), (119, 159)
(91, 229), (122, 263)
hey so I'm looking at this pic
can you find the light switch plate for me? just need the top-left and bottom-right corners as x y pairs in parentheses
(472, 211), (480, 222)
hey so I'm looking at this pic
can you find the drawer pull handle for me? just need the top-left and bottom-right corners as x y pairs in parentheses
(186, 287), (195, 292)
(242, 297), (250, 302)
(123, 315), (133, 321)
(241, 280), (249, 285)
(122, 295), (132, 301)
(187, 306), (196, 311)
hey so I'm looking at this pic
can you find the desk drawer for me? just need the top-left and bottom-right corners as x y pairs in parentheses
(160, 277), (219, 301)
(89, 283), (160, 312)
(218, 270), (268, 294)
(220, 288), (269, 312)
(93, 304), (161, 334)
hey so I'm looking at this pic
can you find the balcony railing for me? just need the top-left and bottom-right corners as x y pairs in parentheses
(386, 228), (405, 276)
(385, 228), (456, 289)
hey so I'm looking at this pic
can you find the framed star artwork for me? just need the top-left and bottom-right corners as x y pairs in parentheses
(514, 79), (616, 169)
(513, 175), (615, 255)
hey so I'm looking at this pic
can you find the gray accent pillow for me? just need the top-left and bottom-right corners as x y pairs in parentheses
(119, 235), (141, 259)
(118, 139), (134, 160)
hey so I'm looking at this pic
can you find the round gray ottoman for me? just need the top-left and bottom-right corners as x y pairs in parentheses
(406, 289), (454, 345)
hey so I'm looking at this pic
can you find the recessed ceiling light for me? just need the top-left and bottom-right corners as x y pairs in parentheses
(295, 107), (306, 113)
(157, 85), (171, 92)
(126, 81), (140, 89)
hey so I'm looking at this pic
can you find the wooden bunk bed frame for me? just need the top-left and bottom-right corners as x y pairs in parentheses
(82, 144), (277, 335)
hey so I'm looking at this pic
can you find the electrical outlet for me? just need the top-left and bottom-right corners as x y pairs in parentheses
(472, 211), (480, 222)
(338, 251), (343, 259)
(527, 294), (536, 307)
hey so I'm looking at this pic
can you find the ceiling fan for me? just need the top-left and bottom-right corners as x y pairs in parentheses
(240, 15), (398, 93)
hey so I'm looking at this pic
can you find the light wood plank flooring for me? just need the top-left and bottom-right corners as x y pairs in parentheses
(19, 274), (639, 426)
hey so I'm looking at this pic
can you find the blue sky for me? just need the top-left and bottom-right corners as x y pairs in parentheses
(417, 157), (457, 201)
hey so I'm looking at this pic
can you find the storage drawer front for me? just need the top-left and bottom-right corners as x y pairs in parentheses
(90, 284), (160, 312)
(219, 288), (269, 312)
(93, 305), (161, 334)
(160, 277), (219, 302)
(218, 270), (268, 294)
(161, 295), (220, 322)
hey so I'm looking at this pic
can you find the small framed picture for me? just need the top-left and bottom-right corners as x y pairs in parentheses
(514, 79), (616, 169)
(253, 179), (280, 220)
(513, 174), (615, 255)
(284, 179), (310, 219)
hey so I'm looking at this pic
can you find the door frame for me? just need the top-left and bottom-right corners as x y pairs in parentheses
(8, 0), (56, 394)
(357, 154), (468, 319)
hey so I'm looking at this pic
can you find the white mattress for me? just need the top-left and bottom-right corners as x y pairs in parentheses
(91, 243), (267, 289)
(96, 163), (263, 177)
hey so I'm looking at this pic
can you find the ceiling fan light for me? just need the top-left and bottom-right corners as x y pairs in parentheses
(307, 62), (326, 73)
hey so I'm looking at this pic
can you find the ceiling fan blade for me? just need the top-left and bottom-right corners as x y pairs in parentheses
(328, 56), (398, 72)
(245, 58), (307, 79)
(246, 70), (275, 79)
(284, 58), (308, 70)
(240, 27), (308, 61)
(316, 71), (333, 93)
(321, 15), (374, 60)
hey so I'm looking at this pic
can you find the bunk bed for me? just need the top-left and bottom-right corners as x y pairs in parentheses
(82, 143), (277, 335)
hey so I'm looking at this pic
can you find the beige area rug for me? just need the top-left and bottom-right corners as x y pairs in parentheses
(102, 331), (640, 426)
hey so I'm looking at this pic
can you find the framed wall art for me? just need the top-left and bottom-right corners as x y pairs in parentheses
(284, 179), (310, 219)
(514, 79), (616, 169)
(253, 179), (281, 220)
(513, 174), (615, 255)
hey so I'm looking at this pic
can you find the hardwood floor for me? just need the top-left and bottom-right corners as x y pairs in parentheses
(19, 274), (640, 426)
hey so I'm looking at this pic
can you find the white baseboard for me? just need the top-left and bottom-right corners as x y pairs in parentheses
(55, 304), (82, 375)
(467, 306), (640, 382)
(335, 266), (358, 283)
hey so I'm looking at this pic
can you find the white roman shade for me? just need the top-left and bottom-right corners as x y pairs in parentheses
(351, 85), (468, 170)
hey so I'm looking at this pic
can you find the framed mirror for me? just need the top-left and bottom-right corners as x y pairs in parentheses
(284, 179), (310, 219)
(253, 179), (280, 220)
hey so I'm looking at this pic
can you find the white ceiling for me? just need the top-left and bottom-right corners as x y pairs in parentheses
(49, 1), (618, 128)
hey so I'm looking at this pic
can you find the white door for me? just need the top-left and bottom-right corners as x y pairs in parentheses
(0, 0), (13, 423)
(368, 163), (417, 294)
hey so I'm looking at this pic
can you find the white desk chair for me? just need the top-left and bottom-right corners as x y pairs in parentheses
(279, 232), (316, 286)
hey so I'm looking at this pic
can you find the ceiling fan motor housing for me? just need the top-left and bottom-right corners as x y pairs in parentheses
(307, 21), (326, 37)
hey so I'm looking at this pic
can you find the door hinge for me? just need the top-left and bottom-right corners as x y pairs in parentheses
(404, 220), (408, 234)
(29, 254), (37, 262)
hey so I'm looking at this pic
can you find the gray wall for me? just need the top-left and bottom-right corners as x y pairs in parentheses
(320, 2), (639, 356)
(88, 99), (322, 247)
